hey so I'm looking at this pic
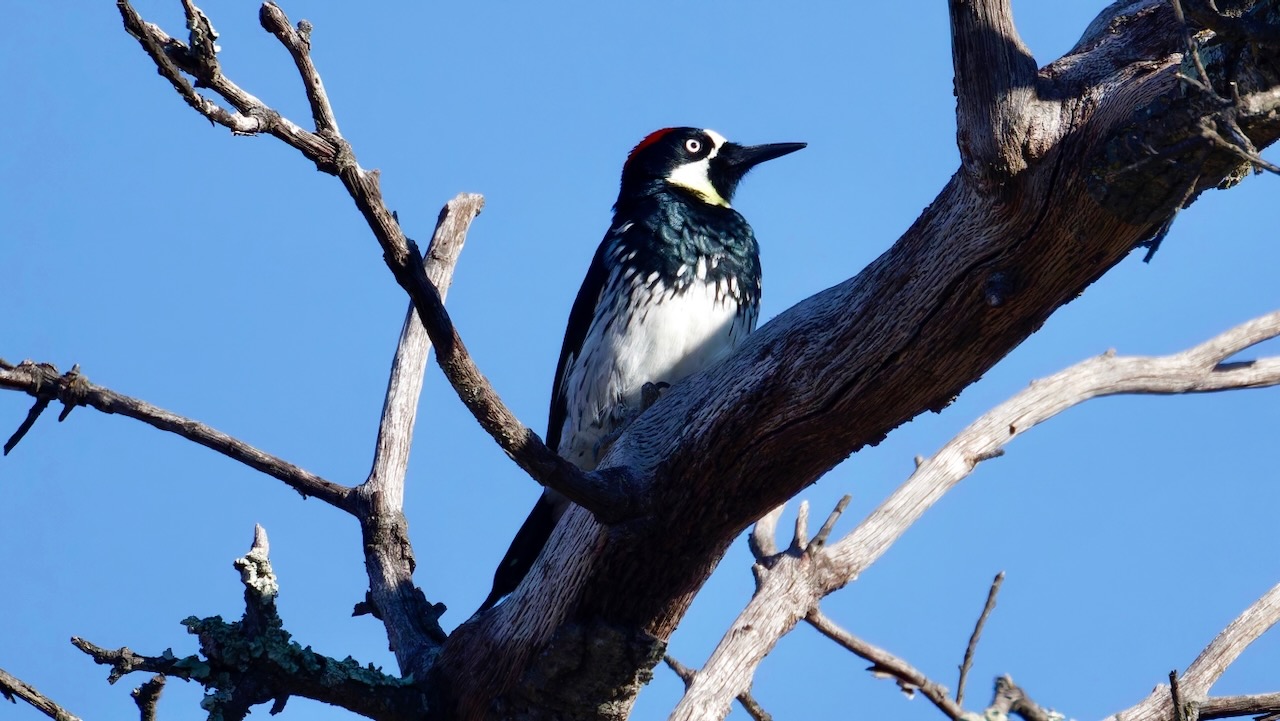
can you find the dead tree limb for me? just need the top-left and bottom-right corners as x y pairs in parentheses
(0, 360), (350, 507)
(672, 311), (1280, 721)
(75, 525), (430, 720)
(0, 665), (82, 721)
(115, 0), (639, 525)
(349, 193), (484, 679)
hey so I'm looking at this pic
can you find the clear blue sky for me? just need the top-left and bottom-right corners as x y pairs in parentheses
(2, 3), (1277, 720)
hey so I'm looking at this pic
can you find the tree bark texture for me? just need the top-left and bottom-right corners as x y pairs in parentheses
(437, 2), (1280, 718)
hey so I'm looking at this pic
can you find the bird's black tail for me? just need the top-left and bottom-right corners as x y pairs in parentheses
(477, 492), (565, 613)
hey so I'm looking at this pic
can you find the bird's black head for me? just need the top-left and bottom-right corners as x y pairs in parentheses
(617, 127), (805, 210)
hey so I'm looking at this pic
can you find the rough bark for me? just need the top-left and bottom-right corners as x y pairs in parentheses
(439, 1), (1280, 717)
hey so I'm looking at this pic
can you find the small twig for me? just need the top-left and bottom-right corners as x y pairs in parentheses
(989, 675), (1058, 721)
(131, 675), (165, 721)
(1171, 669), (1187, 721)
(791, 500), (810, 550)
(1199, 122), (1280, 175)
(1171, 0), (1215, 95)
(957, 571), (1005, 705)
(4, 396), (51, 455)
(807, 608), (965, 721)
(749, 503), (785, 562)
(810, 495), (851, 548)
(0, 665), (82, 721)
(663, 654), (696, 689)
(663, 655), (773, 721)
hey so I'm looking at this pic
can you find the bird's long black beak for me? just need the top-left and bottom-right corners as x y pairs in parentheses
(719, 141), (807, 173)
(708, 140), (805, 204)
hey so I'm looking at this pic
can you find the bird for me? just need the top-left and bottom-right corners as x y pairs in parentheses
(478, 127), (804, 612)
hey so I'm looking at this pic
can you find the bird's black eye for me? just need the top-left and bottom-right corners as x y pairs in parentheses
(684, 138), (702, 155)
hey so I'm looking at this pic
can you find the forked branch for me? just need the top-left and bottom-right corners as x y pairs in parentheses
(115, 0), (642, 524)
(674, 310), (1280, 721)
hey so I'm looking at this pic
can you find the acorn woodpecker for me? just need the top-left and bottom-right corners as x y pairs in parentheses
(479, 127), (804, 612)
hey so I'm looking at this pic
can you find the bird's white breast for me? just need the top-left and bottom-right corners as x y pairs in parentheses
(558, 272), (754, 468)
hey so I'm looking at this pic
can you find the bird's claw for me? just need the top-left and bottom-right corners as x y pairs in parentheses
(640, 381), (671, 411)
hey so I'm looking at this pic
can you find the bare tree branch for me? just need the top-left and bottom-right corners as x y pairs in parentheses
(0, 361), (351, 508)
(75, 525), (430, 721)
(674, 311), (1280, 721)
(350, 194), (484, 677)
(806, 608), (965, 721)
(825, 310), (1280, 583)
(1200, 691), (1280, 720)
(114, 0), (641, 524)
(810, 495), (851, 549)
(0, 666), (82, 721)
(987, 675), (1057, 721)
(1105, 581), (1280, 721)
(748, 504), (785, 562)
(957, 571), (1005, 705)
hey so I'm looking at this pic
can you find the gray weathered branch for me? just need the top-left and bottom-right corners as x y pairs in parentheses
(807, 608), (965, 720)
(0, 665), (82, 721)
(0, 360), (350, 508)
(672, 310), (1280, 721)
(1104, 581), (1280, 721)
(350, 193), (484, 679)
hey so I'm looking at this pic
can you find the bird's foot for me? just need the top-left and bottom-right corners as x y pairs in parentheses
(640, 381), (671, 411)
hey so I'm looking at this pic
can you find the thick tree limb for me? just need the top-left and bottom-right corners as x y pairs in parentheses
(445, 0), (1280, 710)
(116, 0), (640, 525)
(0, 666), (82, 721)
(350, 194), (484, 679)
(0, 360), (350, 508)
(672, 311), (1280, 721)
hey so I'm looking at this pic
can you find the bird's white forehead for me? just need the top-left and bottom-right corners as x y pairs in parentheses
(704, 129), (727, 152)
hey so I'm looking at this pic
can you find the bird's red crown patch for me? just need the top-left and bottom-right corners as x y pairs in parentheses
(626, 128), (676, 165)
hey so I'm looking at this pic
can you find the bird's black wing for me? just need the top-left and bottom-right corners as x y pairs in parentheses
(545, 231), (615, 452)
(476, 230), (615, 615)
